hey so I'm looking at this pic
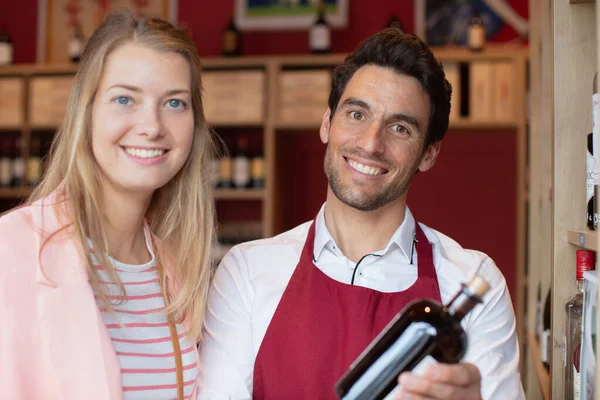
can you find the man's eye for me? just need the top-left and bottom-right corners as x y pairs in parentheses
(350, 111), (363, 120)
(392, 124), (407, 133)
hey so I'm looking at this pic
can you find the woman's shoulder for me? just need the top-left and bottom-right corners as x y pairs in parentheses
(0, 205), (36, 238)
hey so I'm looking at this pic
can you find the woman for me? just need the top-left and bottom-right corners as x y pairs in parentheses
(0, 11), (215, 400)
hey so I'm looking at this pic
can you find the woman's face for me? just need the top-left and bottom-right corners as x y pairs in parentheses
(91, 42), (194, 197)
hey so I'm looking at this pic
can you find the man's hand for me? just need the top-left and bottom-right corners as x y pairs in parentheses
(394, 362), (482, 400)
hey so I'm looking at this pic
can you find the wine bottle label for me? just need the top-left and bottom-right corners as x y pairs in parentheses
(27, 158), (41, 184)
(573, 365), (580, 399)
(0, 158), (11, 185)
(0, 42), (13, 65)
(219, 158), (233, 180)
(223, 31), (237, 52)
(69, 39), (83, 58)
(233, 157), (250, 187)
(386, 355), (437, 399)
(310, 25), (330, 51)
(587, 149), (596, 202)
(468, 25), (485, 50)
(593, 93), (600, 183)
(251, 157), (265, 179)
(12, 157), (24, 178)
(541, 330), (549, 363)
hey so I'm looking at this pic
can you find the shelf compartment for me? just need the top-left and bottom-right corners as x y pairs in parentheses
(528, 333), (550, 400)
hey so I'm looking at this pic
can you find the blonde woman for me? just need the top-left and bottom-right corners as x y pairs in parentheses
(0, 11), (215, 400)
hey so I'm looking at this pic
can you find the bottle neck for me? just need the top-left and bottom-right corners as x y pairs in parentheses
(446, 284), (483, 321)
(576, 280), (584, 293)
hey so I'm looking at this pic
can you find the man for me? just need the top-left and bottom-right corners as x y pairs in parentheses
(198, 29), (525, 400)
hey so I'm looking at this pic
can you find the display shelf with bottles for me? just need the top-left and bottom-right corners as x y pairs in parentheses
(525, 0), (599, 398)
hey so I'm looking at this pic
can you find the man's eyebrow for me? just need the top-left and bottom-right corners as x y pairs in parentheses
(340, 97), (371, 111)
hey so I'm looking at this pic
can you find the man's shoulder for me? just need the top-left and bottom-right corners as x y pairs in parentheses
(419, 222), (506, 286)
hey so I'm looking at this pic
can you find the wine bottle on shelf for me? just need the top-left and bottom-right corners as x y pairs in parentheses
(0, 138), (12, 188)
(335, 275), (490, 400)
(0, 24), (14, 66)
(563, 250), (596, 400)
(232, 136), (251, 189)
(593, 72), (600, 221)
(541, 288), (551, 371)
(222, 17), (241, 57)
(218, 153), (233, 189)
(251, 150), (265, 189)
(11, 136), (24, 188)
(386, 11), (405, 33)
(587, 132), (597, 230)
(309, 1), (331, 54)
(69, 23), (84, 63)
(467, 10), (485, 52)
(26, 137), (42, 187)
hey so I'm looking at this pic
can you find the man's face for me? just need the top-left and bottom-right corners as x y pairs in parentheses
(320, 65), (440, 212)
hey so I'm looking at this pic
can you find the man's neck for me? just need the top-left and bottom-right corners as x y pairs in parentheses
(323, 188), (407, 263)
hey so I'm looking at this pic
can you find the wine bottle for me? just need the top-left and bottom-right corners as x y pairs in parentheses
(69, 23), (84, 63)
(0, 24), (14, 66)
(335, 275), (490, 400)
(541, 288), (551, 371)
(386, 10), (405, 33)
(0, 138), (12, 188)
(26, 137), (42, 187)
(563, 250), (596, 400)
(535, 282), (542, 341)
(587, 132), (597, 230)
(11, 136), (24, 188)
(251, 150), (265, 189)
(309, 1), (331, 54)
(467, 9), (485, 52)
(222, 17), (241, 57)
(593, 73), (600, 228)
(232, 136), (251, 189)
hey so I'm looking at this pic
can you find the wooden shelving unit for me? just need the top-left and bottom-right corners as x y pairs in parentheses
(0, 188), (31, 199)
(215, 189), (265, 201)
(528, 333), (551, 400)
(526, 0), (599, 398)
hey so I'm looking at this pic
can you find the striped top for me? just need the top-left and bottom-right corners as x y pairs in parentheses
(92, 233), (198, 399)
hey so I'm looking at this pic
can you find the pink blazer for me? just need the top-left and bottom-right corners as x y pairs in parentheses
(0, 192), (200, 399)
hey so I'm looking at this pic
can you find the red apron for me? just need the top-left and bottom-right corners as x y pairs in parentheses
(252, 219), (442, 399)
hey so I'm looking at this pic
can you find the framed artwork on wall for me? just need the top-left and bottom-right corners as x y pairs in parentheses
(234, 0), (348, 31)
(414, 0), (528, 46)
(36, 0), (178, 64)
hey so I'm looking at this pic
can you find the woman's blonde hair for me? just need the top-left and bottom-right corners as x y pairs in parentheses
(28, 10), (216, 342)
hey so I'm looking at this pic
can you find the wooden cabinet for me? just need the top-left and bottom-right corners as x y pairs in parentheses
(526, 0), (599, 399)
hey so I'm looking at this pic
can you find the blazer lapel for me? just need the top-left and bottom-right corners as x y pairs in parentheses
(32, 193), (122, 400)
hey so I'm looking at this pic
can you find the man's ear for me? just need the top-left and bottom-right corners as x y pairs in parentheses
(418, 141), (441, 172)
(320, 108), (332, 144)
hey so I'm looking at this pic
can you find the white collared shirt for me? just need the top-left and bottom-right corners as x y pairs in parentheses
(198, 205), (525, 400)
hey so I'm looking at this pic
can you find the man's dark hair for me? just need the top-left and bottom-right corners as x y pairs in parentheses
(328, 29), (452, 146)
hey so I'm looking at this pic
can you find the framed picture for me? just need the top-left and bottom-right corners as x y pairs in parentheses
(414, 0), (529, 46)
(36, 0), (178, 64)
(234, 0), (348, 31)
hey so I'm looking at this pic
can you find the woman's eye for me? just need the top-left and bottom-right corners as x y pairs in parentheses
(115, 96), (131, 105)
(167, 99), (185, 109)
(349, 111), (364, 120)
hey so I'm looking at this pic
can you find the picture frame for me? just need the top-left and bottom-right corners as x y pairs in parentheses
(414, 0), (529, 46)
(234, 0), (348, 31)
(36, 0), (178, 64)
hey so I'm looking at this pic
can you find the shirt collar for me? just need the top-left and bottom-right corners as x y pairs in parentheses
(312, 203), (416, 263)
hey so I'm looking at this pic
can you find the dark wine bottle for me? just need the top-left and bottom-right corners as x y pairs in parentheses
(309, 1), (331, 54)
(222, 17), (241, 57)
(335, 275), (490, 400)
(587, 132), (597, 230)
(541, 288), (551, 371)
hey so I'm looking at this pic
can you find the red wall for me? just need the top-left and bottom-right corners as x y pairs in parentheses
(6, 0), (528, 62)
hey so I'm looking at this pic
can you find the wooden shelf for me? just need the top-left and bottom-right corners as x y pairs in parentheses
(528, 333), (550, 400)
(569, 0), (594, 4)
(215, 189), (264, 200)
(567, 229), (597, 250)
(0, 187), (32, 198)
(209, 121), (265, 128)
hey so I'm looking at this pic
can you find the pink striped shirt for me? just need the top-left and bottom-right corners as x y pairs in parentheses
(92, 234), (198, 400)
